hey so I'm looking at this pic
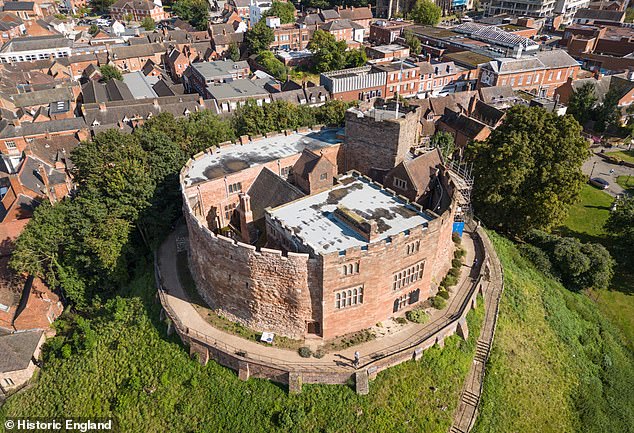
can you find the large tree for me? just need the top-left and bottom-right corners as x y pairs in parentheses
(263, 1), (296, 24)
(244, 20), (274, 54)
(409, 0), (442, 26)
(466, 105), (590, 235)
(307, 30), (368, 73)
(403, 30), (422, 55)
(605, 195), (634, 266)
(172, 0), (209, 30)
(256, 51), (288, 81)
(567, 82), (597, 127)
(594, 87), (622, 132)
(99, 65), (122, 82)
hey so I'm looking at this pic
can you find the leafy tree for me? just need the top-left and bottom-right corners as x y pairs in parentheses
(244, 20), (274, 54)
(99, 64), (122, 82)
(567, 82), (597, 127)
(409, 0), (442, 25)
(227, 43), (240, 61)
(263, 1), (296, 24)
(307, 30), (347, 72)
(89, 24), (100, 36)
(315, 100), (352, 126)
(90, 0), (117, 13)
(344, 48), (367, 69)
(141, 17), (155, 31)
(594, 87), (621, 132)
(605, 195), (634, 266)
(233, 100), (316, 136)
(466, 105), (590, 235)
(172, 0), (209, 30)
(256, 51), (287, 81)
(430, 131), (455, 159)
(403, 30), (422, 55)
(180, 111), (236, 155)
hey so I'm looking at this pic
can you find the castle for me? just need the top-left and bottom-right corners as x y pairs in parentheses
(179, 104), (466, 340)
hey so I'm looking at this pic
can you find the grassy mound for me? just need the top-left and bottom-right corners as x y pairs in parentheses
(0, 267), (484, 433)
(474, 233), (634, 433)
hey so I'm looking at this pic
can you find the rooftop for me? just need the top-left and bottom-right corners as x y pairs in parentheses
(184, 128), (343, 185)
(0, 35), (72, 53)
(0, 330), (43, 373)
(190, 59), (249, 79)
(268, 173), (434, 254)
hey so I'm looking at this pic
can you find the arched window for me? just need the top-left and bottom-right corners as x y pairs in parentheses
(341, 291), (347, 306)
(354, 262), (359, 273)
(335, 293), (341, 309)
(352, 288), (357, 305)
(347, 290), (352, 306)
(343, 265), (347, 276)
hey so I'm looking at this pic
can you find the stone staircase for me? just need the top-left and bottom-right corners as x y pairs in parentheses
(474, 340), (490, 364)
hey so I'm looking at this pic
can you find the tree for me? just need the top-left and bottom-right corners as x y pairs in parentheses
(409, 0), (442, 26)
(403, 30), (422, 55)
(172, 0), (209, 30)
(244, 20), (274, 54)
(99, 64), (122, 82)
(315, 100), (352, 126)
(605, 195), (634, 266)
(466, 105), (590, 235)
(256, 51), (287, 81)
(567, 82), (597, 127)
(141, 17), (155, 31)
(430, 131), (455, 159)
(263, 1), (296, 24)
(90, 0), (117, 13)
(180, 111), (236, 155)
(227, 43), (240, 62)
(344, 49), (367, 68)
(594, 87), (621, 132)
(307, 30), (347, 72)
(89, 24), (100, 36)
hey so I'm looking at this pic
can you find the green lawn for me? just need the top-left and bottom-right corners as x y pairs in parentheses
(616, 175), (634, 194)
(557, 184), (634, 350)
(473, 233), (634, 433)
(0, 267), (485, 433)
(607, 149), (634, 164)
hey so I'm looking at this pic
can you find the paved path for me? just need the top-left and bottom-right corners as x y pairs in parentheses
(450, 229), (504, 433)
(583, 152), (634, 197)
(157, 226), (483, 372)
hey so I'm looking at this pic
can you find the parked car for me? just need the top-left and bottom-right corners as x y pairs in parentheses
(589, 177), (610, 189)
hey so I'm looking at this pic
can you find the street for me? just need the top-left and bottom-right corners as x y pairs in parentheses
(582, 152), (634, 197)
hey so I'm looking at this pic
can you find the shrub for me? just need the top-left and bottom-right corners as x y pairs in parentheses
(441, 274), (458, 288)
(298, 346), (312, 358)
(406, 308), (428, 323)
(452, 258), (463, 268)
(448, 267), (461, 278)
(431, 296), (446, 310)
(395, 317), (408, 324)
(438, 289), (450, 299)
(454, 248), (466, 259)
(452, 232), (462, 244)
(518, 243), (554, 276)
(313, 348), (326, 359)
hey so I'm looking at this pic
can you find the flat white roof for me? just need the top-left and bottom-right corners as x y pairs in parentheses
(184, 128), (343, 185)
(268, 174), (434, 254)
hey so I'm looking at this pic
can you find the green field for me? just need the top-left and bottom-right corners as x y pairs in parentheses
(473, 233), (634, 433)
(616, 175), (634, 194)
(0, 268), (485, 433)
(607, 150), (634, 164)
(557, 184), (634, 350)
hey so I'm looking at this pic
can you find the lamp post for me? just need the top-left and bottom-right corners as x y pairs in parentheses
(589, 161), (597, 179)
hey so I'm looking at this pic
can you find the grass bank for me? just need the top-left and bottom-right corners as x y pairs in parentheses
(607, 149), (634, 164)
(0, 266), (485, 433)
(473, 233), (634, 433)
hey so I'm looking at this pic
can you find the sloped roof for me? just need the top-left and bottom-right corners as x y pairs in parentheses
(535, 50), (579, 69)
(479, 85), (515, 103)
(109, 43), (164, 60)
(111, 0), (159, 11)
(0, 331), (43, 373)
(471, 99), (505, 126)
(337, 7), (372, 21)
(9, 86), (74, 108)
(402, 148), (442, 195)
(3, 1), (35, 11)
(247, 167), (305, 221)
(441, 110), (489, 139)
(574, 8), (625, 21)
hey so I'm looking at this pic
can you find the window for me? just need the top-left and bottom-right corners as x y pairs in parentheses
(228, 182), (242, 194)
(517, 76), (523, 85)
(557, 71), (562, 80)
(392, 261), (425, 290)
(224, 202), (237, 220)
(393, 289), (421, 312)
(342, 262), (360, 275)
(335, 286), (363, 309)
(26, 137), (34, 143)
(319, 172), (328, 180)
(393, 177), (407, 190)
(5, 140), (16, 149)
(406, 241), (420, 255)
(526, 75), (532, 84)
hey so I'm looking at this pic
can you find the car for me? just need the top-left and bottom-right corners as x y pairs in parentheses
(589, 177), (610, 189)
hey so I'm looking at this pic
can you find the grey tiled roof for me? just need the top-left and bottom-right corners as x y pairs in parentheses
(0, 117), (85, 139)
(10, 86), (74, 108)
(0, 331), (43, 373)
(0, 35), (72, 53)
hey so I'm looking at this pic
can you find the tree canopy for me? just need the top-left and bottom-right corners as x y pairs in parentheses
(244, 20), (274, 54)
(141, 17), (155, 31)
(256, 51), (288, 81)
(263, 1), (296, 24)
(466, 105), (590, 235)
(307, 30), (367, 73)
(227, 43), (240, 62)
(172, 0), (209, 30)
(403, 30), (422, 55)
(605, 195), (634, 266)
(566, 82), (597, 127)
(99, 64), (122, 82)
(409, 0), (442, 26)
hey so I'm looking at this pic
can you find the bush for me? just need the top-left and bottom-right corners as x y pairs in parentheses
(256, 51), (287, 81)
(395, 317), (408, 324)
(441, 274), (458, 288)
(406, 308), (428, 323)
(313, 348), (326, 359)
(518, 243), (554, 276)
(298, 346), (312, 358)
(448, 267), (461, 278)
(452, 232), (462, 244)
(454, 248), (466, 259)
(452, 258), (463, 268)
(431, 296), (446, 310)
(438, 289), (450, 299)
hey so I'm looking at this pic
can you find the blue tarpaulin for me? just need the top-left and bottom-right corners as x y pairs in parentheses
(452, 221), (465, 237)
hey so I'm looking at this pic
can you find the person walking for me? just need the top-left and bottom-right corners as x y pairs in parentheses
(353, 351), (360, 368)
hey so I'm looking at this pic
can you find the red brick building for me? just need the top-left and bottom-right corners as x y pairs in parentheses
(110, 0), (167, 22)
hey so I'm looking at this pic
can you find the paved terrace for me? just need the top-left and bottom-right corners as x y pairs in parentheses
(156, 222), (501, 395)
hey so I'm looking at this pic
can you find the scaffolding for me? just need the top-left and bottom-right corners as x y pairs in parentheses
(446, 158), (474, 223)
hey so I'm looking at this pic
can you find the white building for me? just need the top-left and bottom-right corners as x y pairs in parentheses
(0, 35), (72, 63)
(483, 0), (557, 18)
(249, 0), (272, 24)
(555, 0), (591, 25)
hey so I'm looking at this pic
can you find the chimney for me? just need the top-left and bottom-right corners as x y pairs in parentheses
(239, 134), (249, 144)
(238, 192), (253, 243)
(99, 102), (107, 111)
(426, 53), (431, 63)
(198, 96), (205, 106)
(469, 95), (477, 115)
(153, 98), (159, 108)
